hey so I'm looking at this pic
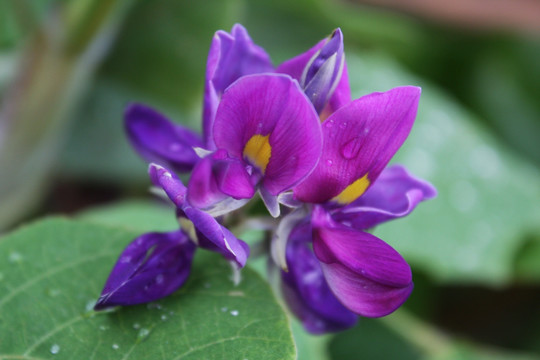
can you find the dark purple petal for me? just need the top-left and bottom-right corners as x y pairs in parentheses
(281, 222), (358, 334)
(277, 34), (350, 117)
(187, 150), (255, 210)
(94, 230), (195, 310)
(148, 163), (187, 208)
(125, 103), (203, 173)
(295, 86), (421, 204)
(213, 74), (323, 195)
(300, 29), (345, 114)
(203, 24), (274, 148)
(311, 207), (413, 317)
(332, 164), (437, 229)
(183, 206), (250, 267)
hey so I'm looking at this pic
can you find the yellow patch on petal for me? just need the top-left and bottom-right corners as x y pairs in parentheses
(178, 217), (198, 244)
(243, 134), (272, 173)
(332, 174), (370, 204)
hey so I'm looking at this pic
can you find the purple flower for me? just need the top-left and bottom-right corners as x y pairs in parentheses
(187, 74), (323, 217)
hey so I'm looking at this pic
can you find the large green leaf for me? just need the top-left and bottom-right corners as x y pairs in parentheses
(347, 53), (540, 284)
(0, 218), (295, 359)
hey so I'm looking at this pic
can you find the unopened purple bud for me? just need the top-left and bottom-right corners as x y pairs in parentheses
(300, 29), (345, 113)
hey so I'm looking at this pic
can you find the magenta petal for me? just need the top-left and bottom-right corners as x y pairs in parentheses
(94, 230), (195, 310)
(295, 86), (421, 203)
(203, 24), (274, 148)
(187, 151), (255, 210)
(213, 74), (323, 195)
(333, 164), (437, 229)
(125, 103), (203, 173)
(281, 222), (358, 334)
(320, 262), (413, 317)
(183, 206), (249, 267)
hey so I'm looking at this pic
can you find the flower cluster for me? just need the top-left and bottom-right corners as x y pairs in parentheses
(94, 24), (436, 334)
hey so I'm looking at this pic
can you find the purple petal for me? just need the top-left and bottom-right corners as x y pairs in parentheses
(213, 74), (323, 195)
(187, 150), (255, 210)
(281, 222), (358, 333)
(125, 103), (203, 173)
(277, 33), (351, 116)
(295, 86), (421, 204)
(320, 262), (413, 318)
(94, 230), (195, 310)
(203, 24), (274, 148)
(183, 206), (250, 267)
(333, 164), (437, 229)
(311, 207), (413, 316)
(300, 29), (346, 114)
(148, 163), (187, 208)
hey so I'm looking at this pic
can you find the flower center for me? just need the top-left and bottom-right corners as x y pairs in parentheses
(243, 134), (272, 173)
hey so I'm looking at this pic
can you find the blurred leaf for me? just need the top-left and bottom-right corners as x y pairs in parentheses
(78, 198), (178, 233)
(346, 53), (540, 284)
(101, 0), (244, 111)
(291, 319), (331, 360)
(0, 217), (296, 359)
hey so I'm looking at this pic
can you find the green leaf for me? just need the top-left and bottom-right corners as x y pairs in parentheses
(347, 53), (540, 284)
(0, 218), (295, 359)
(78, 199), (178, 233)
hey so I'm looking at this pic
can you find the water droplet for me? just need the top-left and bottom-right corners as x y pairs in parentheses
(120, 256), (132, 263)
(230, 310), (239, 316)
(221, 307), (228, 312)
(168, 143), (182, 152)
(112, 343), (119, 350)
(324, 119), (335, 128)
(155, 274), (164, 284)
(50, 344), (60, 354)
(161, 314), (168, 321)
(325, 159), (333, 167)
(8, 252), (23, 263)
(133, 323), (141, 330)
(137, 328), (151, 341)
(340, 136), (363, 160)
(339, 121), (347, 129)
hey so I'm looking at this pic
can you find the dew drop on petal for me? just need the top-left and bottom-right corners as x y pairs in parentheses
(339, 121), (347, 129)
(155, 274), (164, 284)
(325, 159), (333, 167)
(340, 136), (363, 160)
(324, 119), (334, 128)
(50, 344), (60, 354)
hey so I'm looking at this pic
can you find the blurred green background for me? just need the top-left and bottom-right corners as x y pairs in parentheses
(1, 0), (540, 358)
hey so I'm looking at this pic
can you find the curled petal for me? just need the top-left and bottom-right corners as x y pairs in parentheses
(281, 222), (357, 333)
(183, 206), (250, 267)
(204, 24), (274, 148)
(295, 86), (421, 204)
(277, 33), (350, 116)
(333, 164), (437, 229)
(320, 262), (413, 318)
(214, 74), (323, 195)
(312, 208), (413, 316)
(148, 163), (187, 208)
(125, 103), (203, 173)
(94, 230), (195, 310)
(187, 150), (255, 211)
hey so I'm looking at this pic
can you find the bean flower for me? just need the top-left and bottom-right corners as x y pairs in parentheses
(95, 24), (436, 336)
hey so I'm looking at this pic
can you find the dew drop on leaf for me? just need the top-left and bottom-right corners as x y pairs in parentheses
(50, 344), (60, 354)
